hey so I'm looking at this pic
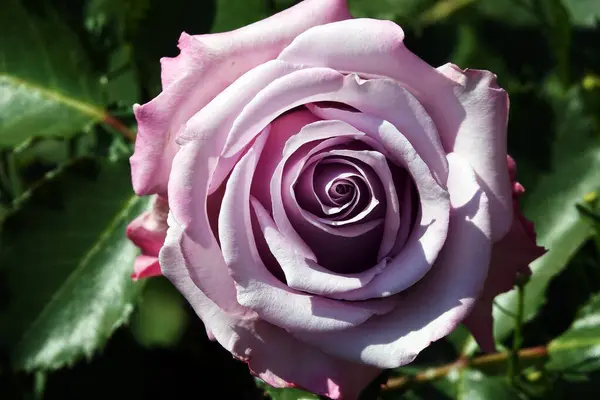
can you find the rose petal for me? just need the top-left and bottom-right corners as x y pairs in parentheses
(219, 129), (395, 332)
(253, 197), (388, 296)
(131, 0), (351, 196)
(316, 149), (401, 260)
(436, 63), (511, 239)
(463, 156), (546, 351)
(290, 155), (383, 231)
(296, 161), (359, 217)
(131, 255), (161, 281)
(306, 107), (449, 300)
(272, 121), (390, 274)
(167, 62), (311, 256)
(389, 170), (417, 255)
(126, 196), (169, 257)
(253, 118), (393, 294)
(251, 108), (322, 213)
(220, 69), (448, 190)
(294, 153), (492, 368)
(126, 195), (169, 281)
(278, 18), (512, 239)
(161, 212), (249, 314)
(269, 118), (383, 261)
(160, 222), (381, 399)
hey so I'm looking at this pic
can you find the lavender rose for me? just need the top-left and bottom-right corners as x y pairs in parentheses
(126, 0), (545, 398)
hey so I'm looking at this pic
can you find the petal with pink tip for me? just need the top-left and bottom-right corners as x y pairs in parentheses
(130, 0), (352, 196)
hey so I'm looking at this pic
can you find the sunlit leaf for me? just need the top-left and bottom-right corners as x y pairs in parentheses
(0, 0), (105, 146)
(0, 158), (148, 371)
(547, 293), (600, 373)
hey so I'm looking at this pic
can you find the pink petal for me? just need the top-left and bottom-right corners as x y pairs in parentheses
(389, 169), (417, 256)
(436, 63), (511, 239)
(221, 70), (448, 190)
(294, 153), (492, 368)
(278, 18), (512, 240)
(131, 255), (162, 281)
(252, 197), (388, 296)
(279, 145), (386, 274)
(219, 129), (395, 332)
(306, 107), (450, 301)
(317, 149), (400, 260)
(296, 158), (368, 220)
(177, 61), (307, 197)
(463, 156), (546, 351)
(166, 216), (250, 315)
(269, 117), (375, 261)
(126, 196), (169, 257)
(251, 108), (323, 212)
(253, 114), (390, 295)
(130, 0), (351, 196)
(292, 155), (384, 231)
(169, 62), (313, 248)
(160, 226), (380, 399)
(126, 196), (169, 279)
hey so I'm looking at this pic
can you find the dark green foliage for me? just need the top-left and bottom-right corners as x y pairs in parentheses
(0, 0), (599, 399)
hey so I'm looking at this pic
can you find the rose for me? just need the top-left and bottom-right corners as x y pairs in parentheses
(125, 0), (545, 398)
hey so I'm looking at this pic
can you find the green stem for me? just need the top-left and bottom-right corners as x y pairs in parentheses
(6, 152), (23, 200)
(383, 346), (548, 391)
(0, 156), (11, 201)
(508, 280), (526, 385)
(34, 371), (46, 400)
(102, 113), (136, 142)
(494, 300), (518, 320)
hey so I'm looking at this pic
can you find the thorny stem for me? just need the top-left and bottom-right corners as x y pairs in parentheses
(383, 346), (548, 391)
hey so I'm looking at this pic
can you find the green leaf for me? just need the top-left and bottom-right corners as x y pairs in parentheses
(475, 0), (539, 26)
(130, 277), (189, 348)
(537, 0), (572, 85)
(387, 369), (519, 400)
(563, 0), (600, 27)
(348, 0), (430, 20)
(255, 379), (320, 400)
(0, 158), (148, 371)
(85, 0), (152, 39)
(0, 0), (106, 147)
(212, 0), (269, 33)
(547, 292), (600, 373)
(547, 84), (599, 165)
(453, 370), (519, 400)
(419, 0), (477, 26)
(86, 0), (216, 97)
(102, 45), (141, 106)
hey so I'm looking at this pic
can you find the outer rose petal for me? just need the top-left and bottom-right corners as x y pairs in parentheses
(126, 196), (169, 280)
(463, 156), (546, 351)
(131, 255), (161, 281)
(129, 0), (351, 196)
(160, 216), (381, 400)
(278, 18), (512, 240)
(436, 63), (511, 240)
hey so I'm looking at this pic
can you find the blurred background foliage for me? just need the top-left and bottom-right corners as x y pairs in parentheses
(0, 0), (599, 399)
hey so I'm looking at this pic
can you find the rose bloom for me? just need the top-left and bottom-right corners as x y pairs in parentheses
(126, 0), (545, 398)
